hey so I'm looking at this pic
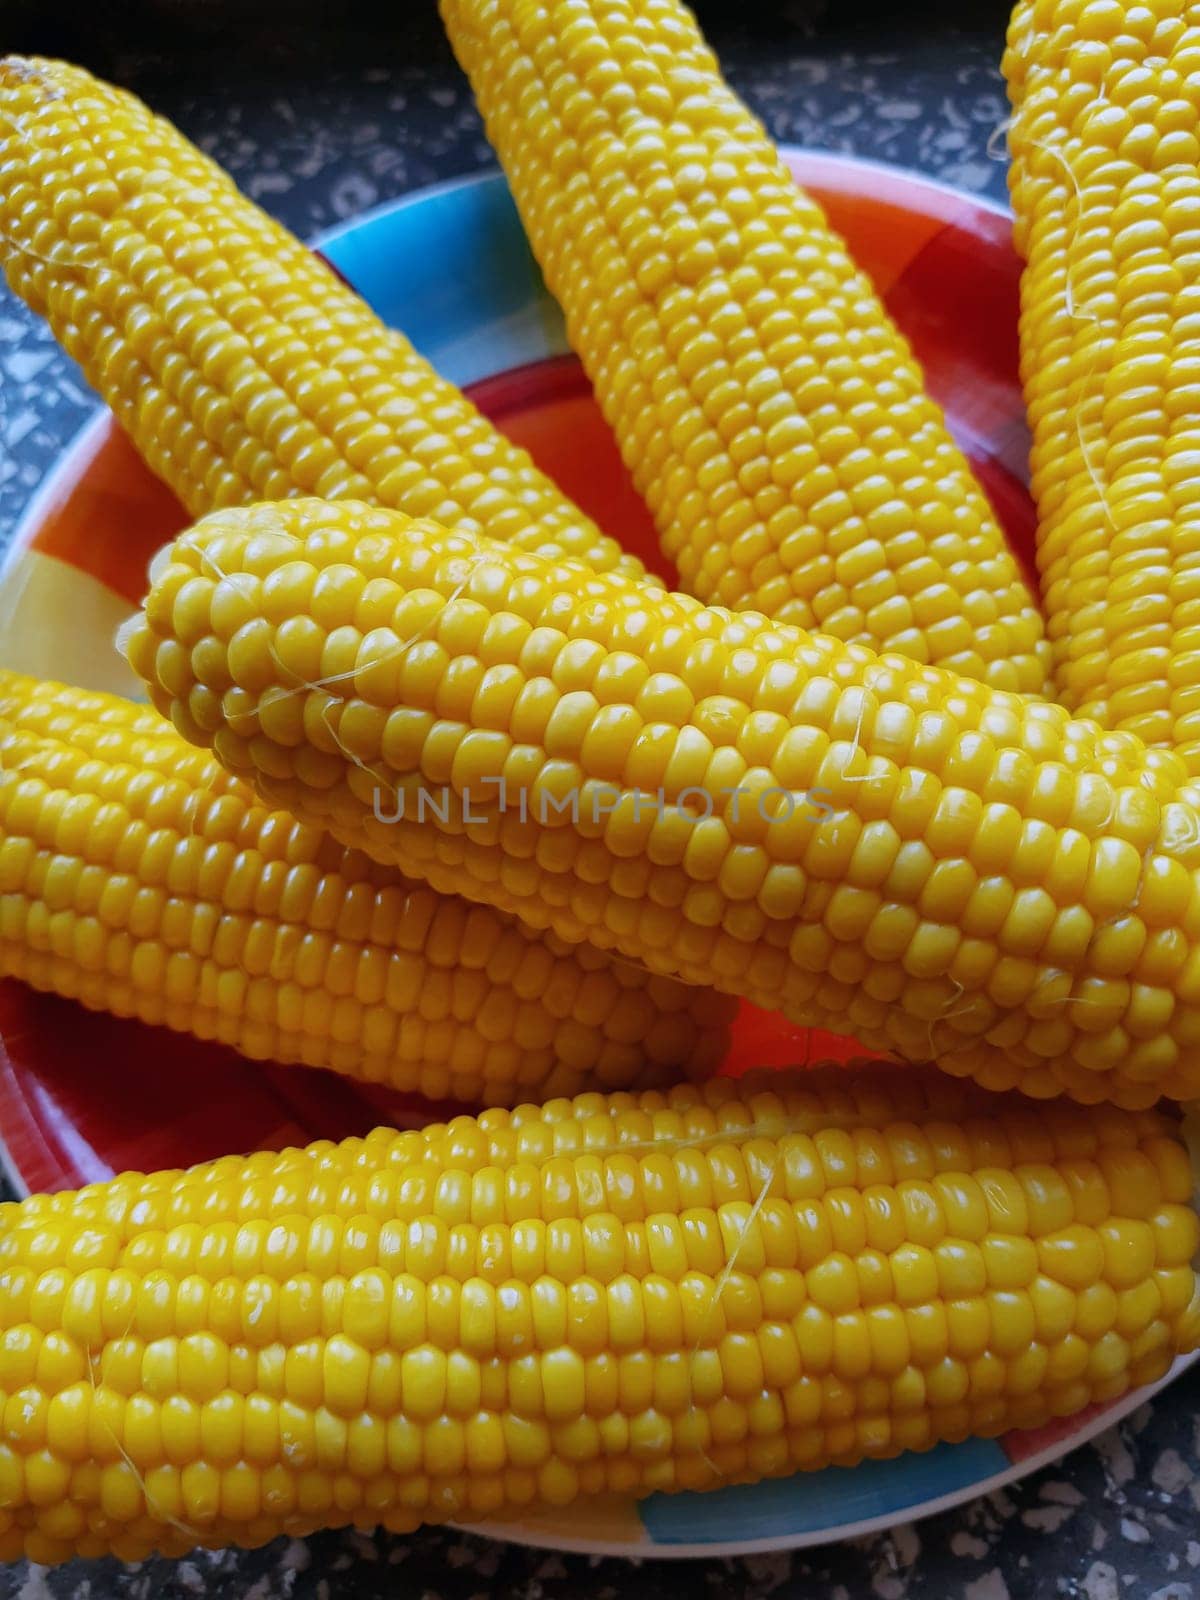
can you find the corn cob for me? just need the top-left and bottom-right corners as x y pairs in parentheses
(1005, 2), (1200, 769)
(438, 0), (1051, 695)
(125, 498), (1200, 1111)
(0, 55), (643, 582)
(1, 1065), (1195, 1565)
(0, 670), (731, 1105)
(0, 57), (714, 1100)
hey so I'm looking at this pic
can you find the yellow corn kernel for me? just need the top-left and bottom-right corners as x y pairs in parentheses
(0, 670), (731, 1105)
(0, 55), (642, 582)
(1005, 1), (1200, 769)
(0, 1066), (1194, 1563)
(132, 499), (1200, 1109)
(439, 0), (1050, 694)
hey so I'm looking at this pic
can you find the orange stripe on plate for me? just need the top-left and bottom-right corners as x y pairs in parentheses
(1000, 1401), (1112, 1463)
(464, 355), (678, 586)
(794, 156), (950, 298)
(31, 421), (186, 606)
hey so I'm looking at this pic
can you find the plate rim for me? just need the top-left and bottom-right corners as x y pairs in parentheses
(457, 1352), (1199, 1558)
(2, 149), (1178, 1562)
(312, 148), (1014, 259)
(2, 147), (1013, 581)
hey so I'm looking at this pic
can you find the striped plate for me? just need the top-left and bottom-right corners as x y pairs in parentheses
(0, 152), (1188, 1557)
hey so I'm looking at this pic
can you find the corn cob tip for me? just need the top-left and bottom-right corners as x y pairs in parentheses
(0, 57), (648, 584)
(127, 497), (1200, 1112)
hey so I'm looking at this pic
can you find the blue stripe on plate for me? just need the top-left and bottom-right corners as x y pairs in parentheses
(318, 175), (569, 387)
(638, 1438), (1010, 1546)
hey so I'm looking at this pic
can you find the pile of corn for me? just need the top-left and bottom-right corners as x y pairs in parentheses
(0, 0), (1198, 1566)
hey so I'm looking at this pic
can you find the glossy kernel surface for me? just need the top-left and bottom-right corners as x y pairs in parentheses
(0, 1068), (1193, 1562)
(441, 0), (1050, 692)
(0, 55), (643, 582)
(130, 499), (1200, 1109)
(0, 670), (730, 1105)
(1006, 0), (1200, 768)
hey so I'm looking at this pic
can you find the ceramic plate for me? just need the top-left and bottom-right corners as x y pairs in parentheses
(1, 151), (1188, 1557)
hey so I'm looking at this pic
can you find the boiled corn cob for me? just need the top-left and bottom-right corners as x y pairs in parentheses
(0, 58), (707, 1102)
(0, 671), (731, 1104)
(0, 55), (642, 581)
(2, 1065), (1196, 1565)
(1005, 2), (1200, 769)
(439, 0), (1051, 695)
(126, 498), (1200, 1111)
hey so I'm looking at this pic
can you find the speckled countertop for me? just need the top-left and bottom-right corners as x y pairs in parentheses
(2, 3), (1200, 1597)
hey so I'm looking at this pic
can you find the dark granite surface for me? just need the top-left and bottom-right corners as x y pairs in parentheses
(3, 3), (1200, 1596)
